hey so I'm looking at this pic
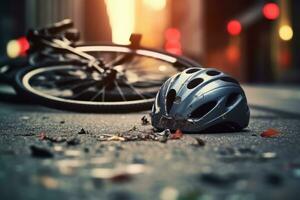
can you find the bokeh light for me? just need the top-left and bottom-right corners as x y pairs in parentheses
(6, 40), (20, 58)
(143, 0), (166, 11)
(105, 0), (135, 45)
(227, 20), (242, 36)
(262, 3), (280, 20)
(279, 25), (293, 41)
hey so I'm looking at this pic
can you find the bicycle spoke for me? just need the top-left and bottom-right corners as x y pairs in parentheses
(114, 80), (126, 101)
(90, 86), (106, 101)
(123, 80), (147, 99)
(68, 80), (97, 93)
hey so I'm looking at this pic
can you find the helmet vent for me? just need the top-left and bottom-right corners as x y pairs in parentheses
(187, 78), (204, 89)
(190, 101), (217, 119)
(225, 93), (241, 107)
(166, 89), (176, 113)
(220, 77), (239, 84)
(186, 68), (200, 74)
(206, 70), (221, 76)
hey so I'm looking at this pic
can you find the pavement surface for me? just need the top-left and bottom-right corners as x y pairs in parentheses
(0, 84), (300, 200)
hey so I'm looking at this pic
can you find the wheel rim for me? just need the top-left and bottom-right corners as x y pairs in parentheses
(21, 46), (190, 107)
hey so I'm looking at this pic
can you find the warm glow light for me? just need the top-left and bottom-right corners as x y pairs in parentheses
(105, 0), (135, 45)
(226, 45), (240, 63)
(279, 25), (293, 41)
(262, 3), (280, 20)
(7, 40), (21, 58)
(143, 0), (166, 11)
(227, 20), (242, 36)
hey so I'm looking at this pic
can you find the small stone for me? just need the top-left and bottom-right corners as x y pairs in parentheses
(78, 128), (87, 134)
(30, 145), (53, 158)
(141, 116), (150, 125)
(194, 137), (205, 146)
(159, 135), (168, 143)
(66, 137), (80, 146)
(60, 120), (65, 124)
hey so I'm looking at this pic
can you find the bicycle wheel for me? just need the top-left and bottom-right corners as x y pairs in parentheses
(14, 44), (201, 112)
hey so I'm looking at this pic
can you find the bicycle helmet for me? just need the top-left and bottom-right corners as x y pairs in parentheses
(151, 67), (250, 133)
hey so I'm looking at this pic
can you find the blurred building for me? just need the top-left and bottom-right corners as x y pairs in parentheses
(0, 0), (299, 84)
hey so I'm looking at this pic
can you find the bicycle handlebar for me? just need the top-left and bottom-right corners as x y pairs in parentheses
(42, 19), (74, 35)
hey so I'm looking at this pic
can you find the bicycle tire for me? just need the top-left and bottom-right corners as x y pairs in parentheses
(14, 44), (202, 112)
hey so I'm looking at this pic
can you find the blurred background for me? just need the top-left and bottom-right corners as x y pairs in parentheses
(0, 0), (299, 84)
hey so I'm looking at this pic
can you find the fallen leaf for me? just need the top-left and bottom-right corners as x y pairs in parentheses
(38, 132), (47, 140)
(107, 135), (126, 141)
(260, 128), (280, 138)
(170, 129), (183, 139)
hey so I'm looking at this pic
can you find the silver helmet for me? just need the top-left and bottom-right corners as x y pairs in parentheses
(151, 67), (250, 133)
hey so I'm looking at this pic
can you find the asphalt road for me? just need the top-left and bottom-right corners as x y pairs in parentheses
(0, 84), (300, 200)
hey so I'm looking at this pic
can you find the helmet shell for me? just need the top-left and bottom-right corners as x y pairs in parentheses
(151, 68), (250, 133)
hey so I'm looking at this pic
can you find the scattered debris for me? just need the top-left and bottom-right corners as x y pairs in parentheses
(96, 127), (184, 143)
(170, 129), (183, 139)
(66, 137), (80, 146)
(141, 116), (150, 125)
(30, 145), (53, 158)
(129, 125), (138, 131)
(261, 128), (280, 138)
(157, 129), (171, 137)
(158, 129), (171, 143)
(107, 135), (126, 141)
(78, 128), (88, 134)
(38, 132), (66, 143)
(193, 137), (205, 147)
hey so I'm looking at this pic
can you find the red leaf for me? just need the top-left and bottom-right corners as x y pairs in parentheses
(170, 129), (183, 139)
(38, 132), (46, 140)
(260, 128), (280, 138)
